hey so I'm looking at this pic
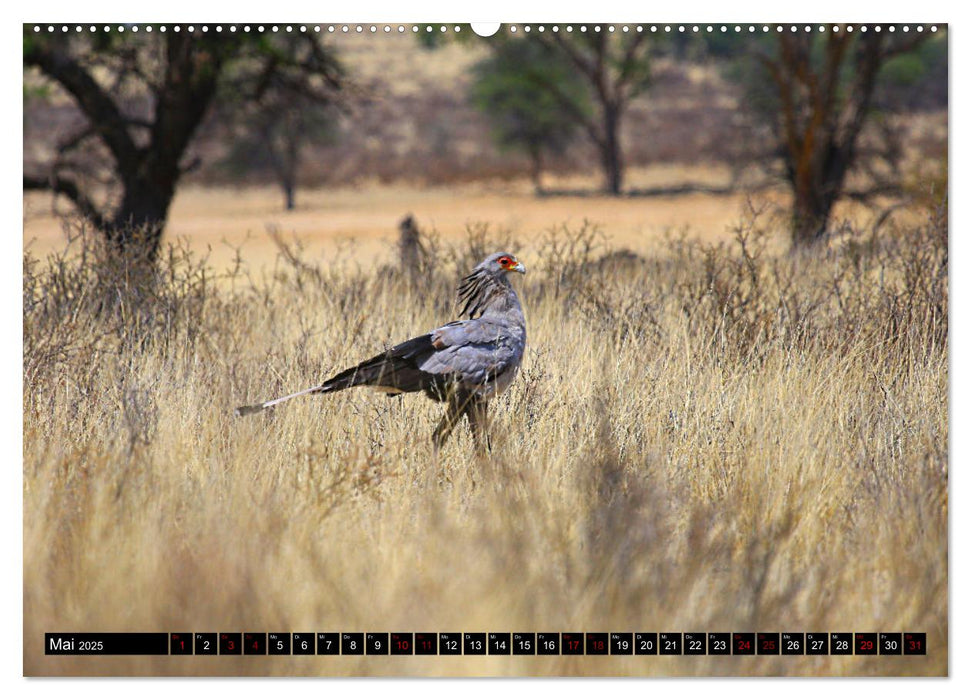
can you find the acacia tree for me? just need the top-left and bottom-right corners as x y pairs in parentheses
(756, 27), (931, 245)
(218, 95), (337, 211)
(213, 37), (343, 211)
(526, 31), (651, 195)
(469, 39), (587, 194)
(426, 28), (650, 194)
(23, 28), (342, 260)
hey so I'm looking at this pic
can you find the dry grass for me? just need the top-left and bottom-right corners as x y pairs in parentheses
(23, 203), (947, 677)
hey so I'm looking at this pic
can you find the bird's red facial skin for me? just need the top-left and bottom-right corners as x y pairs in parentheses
(498, 256), (515, 269)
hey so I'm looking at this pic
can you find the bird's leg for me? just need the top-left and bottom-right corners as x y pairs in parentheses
(464, 398), (491, 454)
(432, 392), (467, 449)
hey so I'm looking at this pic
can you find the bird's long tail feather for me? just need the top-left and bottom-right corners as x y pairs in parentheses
(235, 336), (437, 417)
(234, 385), (324, 417)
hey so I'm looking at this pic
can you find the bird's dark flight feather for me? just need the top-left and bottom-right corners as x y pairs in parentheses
(317, 333), (457, 400)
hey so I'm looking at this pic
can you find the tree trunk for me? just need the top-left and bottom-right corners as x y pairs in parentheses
(105, 176), (176, 260)
(528, 144), (544, 195)
(284, 132), (299, 211)
(790, 194), (834, 246)
(601, 103), (623, 195)
(269, 117), (301, 212)
(787, 143), (850, 247)
(767, 32), (909, 248)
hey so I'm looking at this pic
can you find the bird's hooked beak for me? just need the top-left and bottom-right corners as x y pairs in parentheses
(512, 261), (526, 274)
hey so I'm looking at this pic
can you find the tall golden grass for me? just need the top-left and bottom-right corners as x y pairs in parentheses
(23, 205), (947, 676)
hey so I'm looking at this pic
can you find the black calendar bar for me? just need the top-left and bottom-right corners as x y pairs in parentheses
(45, 633), (169, 655)
(44, 631), (928, 656)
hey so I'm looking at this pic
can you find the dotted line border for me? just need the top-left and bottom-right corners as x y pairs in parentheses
(30, 24), (942, 35)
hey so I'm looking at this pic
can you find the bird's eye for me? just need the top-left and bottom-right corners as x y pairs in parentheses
(499, 257), (511, 266)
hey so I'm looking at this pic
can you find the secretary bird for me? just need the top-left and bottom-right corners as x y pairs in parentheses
(235, 252), (527, 451)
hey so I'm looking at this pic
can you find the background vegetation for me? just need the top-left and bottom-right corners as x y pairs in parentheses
(24, 25), (948, 252)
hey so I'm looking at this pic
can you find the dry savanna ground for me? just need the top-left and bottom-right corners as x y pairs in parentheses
(22, 167), (907, 274)
(22, 185), (947, 676)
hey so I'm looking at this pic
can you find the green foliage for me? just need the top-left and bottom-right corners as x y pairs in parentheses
(469, 38), (589, 160)
(692, 30), (747, 60)
(877, 34), (947, 110)
(717, 34), (780, 123)
(22, 27), (37, 56)
(211, 34), (343, 203)
(217, 102), (337, 181)
(881, 34), (946, 85)
(715, 29), (946, 120)
(882, 54), (924, 85)
(414, 24), (473, 49)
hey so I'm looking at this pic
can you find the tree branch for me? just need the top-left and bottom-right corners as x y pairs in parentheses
(615, 33), (649, 97)
(24, 173), (109, 231)
(524, 68), (604, 149)
(843, 183), (905, 202)
(759, 52), (800, 165)
(56, 125), (98, 154)
(545, 33), (598, 82)
(836, 34), (885, 167)
(24, 40), (140, 177)
(882, 33), (931, 59)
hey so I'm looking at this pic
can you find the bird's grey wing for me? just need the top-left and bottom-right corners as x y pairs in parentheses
(420, 318), (524, 388)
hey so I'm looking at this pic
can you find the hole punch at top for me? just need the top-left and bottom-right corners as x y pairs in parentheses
(471, 23), (501, 37)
